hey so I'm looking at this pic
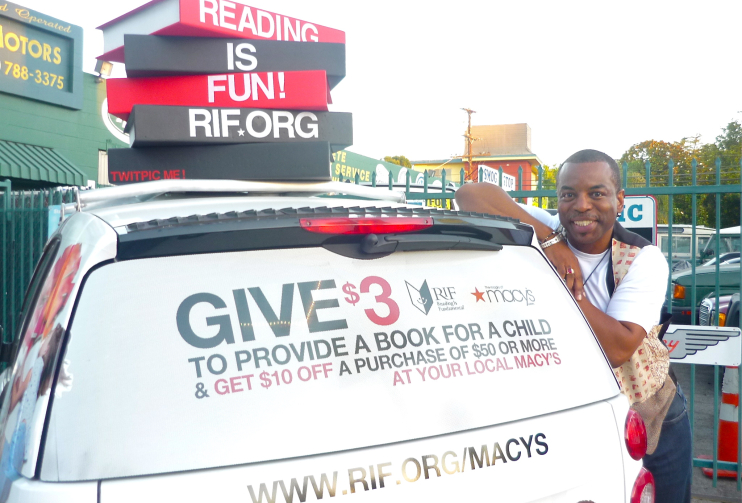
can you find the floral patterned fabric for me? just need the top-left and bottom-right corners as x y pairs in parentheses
(610, 239), (675, 454)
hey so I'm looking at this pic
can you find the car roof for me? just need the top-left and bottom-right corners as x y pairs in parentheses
(90, 195), (415, 230)
(672, 261), (741, 279)
(68, 180), (415, 230)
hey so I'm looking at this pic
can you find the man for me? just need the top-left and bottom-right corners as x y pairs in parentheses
(455, 149), (691, 503)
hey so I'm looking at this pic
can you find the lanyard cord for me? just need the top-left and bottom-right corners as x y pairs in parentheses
(582, 250), (610, 287)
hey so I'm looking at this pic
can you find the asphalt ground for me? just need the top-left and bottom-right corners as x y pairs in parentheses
(672, 363), (741, 502)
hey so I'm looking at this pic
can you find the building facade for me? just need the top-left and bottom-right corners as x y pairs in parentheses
(412, 123), (542, 190)
(0, 2), (127, 189)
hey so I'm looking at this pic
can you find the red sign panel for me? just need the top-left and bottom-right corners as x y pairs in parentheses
(98, 0), (345, 62)
(106, 70), (331, 121)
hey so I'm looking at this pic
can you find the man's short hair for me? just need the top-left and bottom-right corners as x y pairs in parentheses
(557, 149), (622, 190)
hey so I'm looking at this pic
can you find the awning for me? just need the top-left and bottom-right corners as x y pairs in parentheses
(0, 140), (87, 186)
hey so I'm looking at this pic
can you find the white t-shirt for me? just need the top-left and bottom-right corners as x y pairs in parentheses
(520, 205), (669, 334)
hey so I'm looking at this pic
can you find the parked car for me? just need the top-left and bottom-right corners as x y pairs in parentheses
(701, 252), (740, 267)
(671, 259), (692, 272)
(666, 262), (741, 324)
(699, 293), (740, 328)
(0, 178), (652, 502)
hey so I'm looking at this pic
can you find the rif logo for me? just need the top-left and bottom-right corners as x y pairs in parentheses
(405, 280), (432, 315)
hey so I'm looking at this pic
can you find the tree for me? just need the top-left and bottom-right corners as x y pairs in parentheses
(619, 121), (741, 228)
(620, 139), (703, 225)
(383, 155), (412, 168)
(532, 165), (558, 209)
(697, 120), (742, 228)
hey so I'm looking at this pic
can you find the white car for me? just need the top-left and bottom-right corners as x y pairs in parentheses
(0, 178), (652, 502)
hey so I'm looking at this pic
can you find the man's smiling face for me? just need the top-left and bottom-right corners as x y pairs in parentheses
(557, 161), (624, 254)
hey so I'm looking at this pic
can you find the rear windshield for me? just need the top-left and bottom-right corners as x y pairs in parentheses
(44, 245), (617, 481)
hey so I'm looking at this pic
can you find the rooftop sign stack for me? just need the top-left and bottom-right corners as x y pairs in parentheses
(99, 0), (350, 184)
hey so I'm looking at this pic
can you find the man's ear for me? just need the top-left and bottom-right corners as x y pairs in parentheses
(616, 189), (625, 215)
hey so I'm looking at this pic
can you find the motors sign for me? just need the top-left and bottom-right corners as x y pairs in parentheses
(0, 1), (83, 109)
(479, 165), (516, 191)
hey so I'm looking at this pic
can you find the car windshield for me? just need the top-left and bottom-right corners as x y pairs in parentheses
(44, 245), (617, 482)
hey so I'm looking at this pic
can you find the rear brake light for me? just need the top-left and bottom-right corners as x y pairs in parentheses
(630, 467), (655, 503)
(625, 409), (648, 460)
(672, 284), (685, 299)
(300, 217), (433, 235)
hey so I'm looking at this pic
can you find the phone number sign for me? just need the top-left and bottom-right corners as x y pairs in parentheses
(0, 2), (82, 109)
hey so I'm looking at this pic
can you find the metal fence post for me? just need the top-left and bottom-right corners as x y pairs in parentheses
(739, 156), (742, 490)
(537, 165), (543, 208)
(667, 160), (674, 316)
(518, 166), (523, 204)
(690, 158), (698, 464)
(0, 180), (10, 352)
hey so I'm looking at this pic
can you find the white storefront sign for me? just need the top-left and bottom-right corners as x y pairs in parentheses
(479, 165), (516, 191)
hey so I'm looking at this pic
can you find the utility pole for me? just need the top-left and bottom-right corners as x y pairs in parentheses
(461, 108), (478, 182)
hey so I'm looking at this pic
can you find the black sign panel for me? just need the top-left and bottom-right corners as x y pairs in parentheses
(123, 35), (346, 89)
(125, 105), (352, 152)
(108, 142), (331, 185)
(0, 1), (83, 109)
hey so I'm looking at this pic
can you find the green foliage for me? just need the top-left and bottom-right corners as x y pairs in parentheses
(618, 120), (741, 228)
(533, 165), (558, 209)
(383, 155), (412, 168)
(697, 121), (742, 228)
(619, 139), (701, 225)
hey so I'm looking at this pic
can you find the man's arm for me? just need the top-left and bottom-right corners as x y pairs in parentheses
(455, 183), (585, 300)
(590, 246), (670, 368)
(576, 297), (647, 368)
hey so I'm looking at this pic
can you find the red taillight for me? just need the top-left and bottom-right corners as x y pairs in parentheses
(625, 409), (648, 460)
(630, 467), (655, 503)
(300, 217), (433, 235)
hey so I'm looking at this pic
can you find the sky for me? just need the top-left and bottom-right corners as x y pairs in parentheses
(15, 0), (742, 167)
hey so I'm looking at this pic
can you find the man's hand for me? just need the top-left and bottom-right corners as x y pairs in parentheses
(456, 183), (586, 300)
(546, 241), (585, 301)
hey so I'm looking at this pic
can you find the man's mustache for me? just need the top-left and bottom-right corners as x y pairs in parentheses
(566, 213), (601, 221)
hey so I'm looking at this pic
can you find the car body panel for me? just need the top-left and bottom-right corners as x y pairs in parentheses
(99, 397), (630, 503)
(5, 479), (96, 503)
(0, 213), (117, 488)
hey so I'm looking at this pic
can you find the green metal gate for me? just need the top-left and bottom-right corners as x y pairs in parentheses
(0, 181), (75, 369)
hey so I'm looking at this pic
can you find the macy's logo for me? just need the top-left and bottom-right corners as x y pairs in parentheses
(471, 287), (535, 306)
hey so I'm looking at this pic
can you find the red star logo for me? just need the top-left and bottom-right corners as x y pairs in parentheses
(471, 288), (485, 302)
